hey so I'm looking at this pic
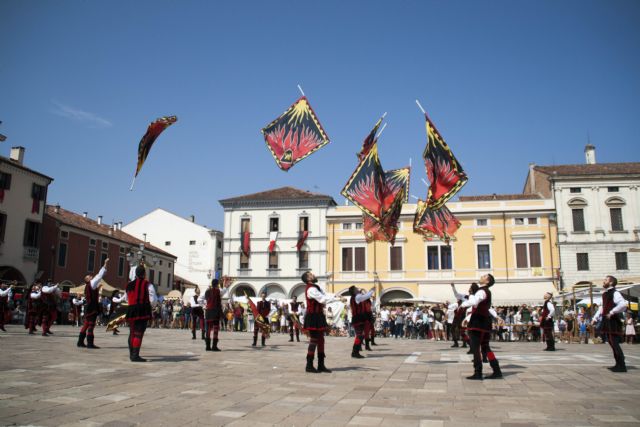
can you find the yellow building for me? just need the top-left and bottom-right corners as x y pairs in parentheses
(326, 194), (559, 306)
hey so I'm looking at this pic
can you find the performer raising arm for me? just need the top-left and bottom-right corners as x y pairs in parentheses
(303, 271), (340, 373)
(592, 275), (628, 372)
(112, 264), (157, 362)
(77, 258), (109, 349)
(457, 274), (502, 380)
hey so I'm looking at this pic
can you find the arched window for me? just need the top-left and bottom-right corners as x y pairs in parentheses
(605, 197), (626, 231)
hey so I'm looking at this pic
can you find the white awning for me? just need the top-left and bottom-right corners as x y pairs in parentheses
(418, 281), (557, 306)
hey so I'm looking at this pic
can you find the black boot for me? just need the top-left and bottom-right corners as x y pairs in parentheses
(317, 353), (331, 373)
(131, 347), (146, 362)
(486, 359), (503, 379)
(296, 331), (300, 342)
(86, 335), (100, 349)
(467, 370), (483, 380)
(252, 336), (257, 347)
(462, 342), (468, 348)
(261, 336), (266, 347)
(609, 364), (627, 373)
(306, 355), (318, 373)
(451, 342), (459, 348)
(351, 344), (365, 358)
(466, 348), (473, 354)
(192, 329), (196, 340)
(205, 338), (212, 351)
(77, 332), (86, 348)
(482, 354), (488, 364)
(371, 336), (378, 346)
(289, 333), (294, 342)
(365, 338), (372, 351)
(212, 338), (221, 351)
(201, 329), (205, 340)
(113, 328), (119, 336)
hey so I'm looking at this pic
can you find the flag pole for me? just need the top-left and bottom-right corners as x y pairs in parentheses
(421, 178), (429, 188)
(129, 176), (136, 191)
(375, 123), (387, 140)
(297, 84), (305, 97)
(415, 99), (426, 115)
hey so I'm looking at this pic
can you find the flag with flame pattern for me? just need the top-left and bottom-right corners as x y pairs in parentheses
(413, 199), (461, 242)
(422, 115), (467, 209)
(134, 116), (177, 179)
(261, 96), (329, 171)
(363, 167), (410, 245)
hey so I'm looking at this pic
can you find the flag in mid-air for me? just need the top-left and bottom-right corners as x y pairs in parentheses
(341, 144), (387, 222)
(422, 116), (467, 209)
(131, 116), (177, 188)
(262, 96), (329, 171)
(413, 199), (461, 243)
(363, 167), (410, 245)
(357, 114), (384, 161)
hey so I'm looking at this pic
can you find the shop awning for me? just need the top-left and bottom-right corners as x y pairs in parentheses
(418, 281), (558, 306)
(69, 280), (119, 297)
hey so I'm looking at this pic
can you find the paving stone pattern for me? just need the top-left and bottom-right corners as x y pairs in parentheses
(1, 325), (639, 426)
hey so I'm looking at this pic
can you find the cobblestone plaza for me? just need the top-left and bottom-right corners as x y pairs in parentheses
(1, 326), (639, 426)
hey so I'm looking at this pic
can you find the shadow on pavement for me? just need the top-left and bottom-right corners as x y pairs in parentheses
(330, 366), (376, 372)
(145, 355), (199, 362)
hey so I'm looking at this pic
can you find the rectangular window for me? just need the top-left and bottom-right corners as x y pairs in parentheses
(477, 244), (491, 269)
(100, 252), (108, 267)
(390, 247), (403, 271)
(165, 241), (171, 246)
(89, 238), (96, 247)
(87, 250), (96, 272)
(299, 216), (309, 232)
(355, 247), (366, 271)
(23, 220), (40, 247)
(527, 217), (538, 225)
(355, 222), (363, 230)
(608, 187), (619, 192)
(268, 251), (278, 269)
(570, 187), (581, 193)
(615, 252), (628, 270)
(241, 218), (250, 233)
(342, 247), (353, 271)
(572, 209), (585, 232)
(189, 240), (196, 245)
(529, 243), (541, 267)
(158, 260), (163, 266)
(269, 217), (279, 232)
(57, 242), (67, 267)
(60, 230), (69, 239)
(427, 246), (439, 270)
(217, 241), (222, 249)
(0, 213), (6, 242)
(610, 208), (624, 231)
(158, 271), (162, 287)
(0, 172), (11, 190)
(118, 256), (125, 277)
(149, 269), (155, 283)
(298, 250), (309, 269)
(167, 273), (172, 289)
(476, 218), (488, 226)
(515, 243), (528, 268)
(342, 223), (352, 230)
(119, 247), (125, 254)
(514, 218), (525, 225)
(441, 246), (452, 270)
(102, 241), (108, 250)
(31, 183), (46, 201)
(240, 252), (249, 269)
(577, 253), (589, 271)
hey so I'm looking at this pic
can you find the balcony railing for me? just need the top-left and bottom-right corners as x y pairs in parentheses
(24, 247), (39, 260)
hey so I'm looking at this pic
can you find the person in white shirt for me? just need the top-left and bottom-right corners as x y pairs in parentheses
(349, 285), (375, 358)
(445, 300), (457, 342)
(40, 282), (60, 336)
(77, 258), (109, 349)
(592, 275), (628, 372)
(0, 282), (14, 332)
(190, 287), (205, 340)
(302, 271), (341, 373)
(540, 292), (556, 351)
(457, 274), (502, 380)
(380, 307), (390, 337)
(72, 294), (85, 327)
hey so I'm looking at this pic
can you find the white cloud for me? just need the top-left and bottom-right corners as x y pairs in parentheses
(50, 100), (112, 128)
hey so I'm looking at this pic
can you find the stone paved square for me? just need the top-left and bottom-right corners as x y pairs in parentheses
(1, 325), (639, 426)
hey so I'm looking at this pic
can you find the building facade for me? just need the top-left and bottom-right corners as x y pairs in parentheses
(327, 195), (558, 306)
(219, 187), (336, 299)
(123, 209), (223, 292)
(39, 205), (177, 293)
(524, 146), (640, 288)
(0, 147), (53, 285)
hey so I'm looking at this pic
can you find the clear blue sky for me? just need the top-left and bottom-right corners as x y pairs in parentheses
(1, 1), (639, 230)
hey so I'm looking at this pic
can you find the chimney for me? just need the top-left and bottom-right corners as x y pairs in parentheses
(585, 144), (596, 164)
(189, 215), (195, 223)
(97, 215), (103, 225)
(83, 212), (88, 218)
(117, 221), (123, 230)
(54, 204), (60, 213)
(9, 146), (25, 165)
(528, 163), (536, 193)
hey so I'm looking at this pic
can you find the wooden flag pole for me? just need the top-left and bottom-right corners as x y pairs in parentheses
(129, 176), (136, 191)
(415, 99), (426, 115)
(297, 84), (305, 97)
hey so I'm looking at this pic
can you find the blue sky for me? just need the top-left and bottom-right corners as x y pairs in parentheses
(1, 1), (639, 230)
